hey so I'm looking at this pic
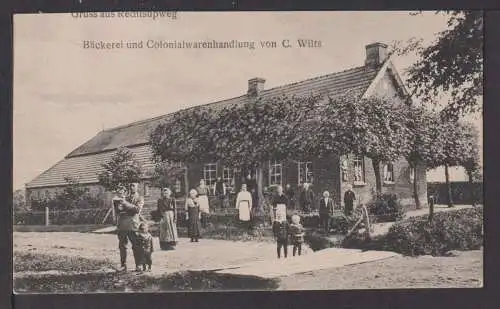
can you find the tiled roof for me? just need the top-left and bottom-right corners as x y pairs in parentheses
(27, 64), (381, 189)
(26, 145), (155, 188)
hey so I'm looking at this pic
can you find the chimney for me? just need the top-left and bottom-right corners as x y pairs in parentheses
(247, 77), (266, 97)
(365, 42), (389, 68)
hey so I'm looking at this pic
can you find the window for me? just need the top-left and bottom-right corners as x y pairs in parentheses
(298, 161), (313, 184)
(383, 163), (395, 183)
(203, 163), (217, 187)
(223, 167), (236, 187)
(269, 160), (282, 186)
(353, 155), (365, 184)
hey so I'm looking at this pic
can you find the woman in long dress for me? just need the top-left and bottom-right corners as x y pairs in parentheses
(157, 187), (178, 250)
(235, 184), (252, 230)
(196, 179), (210, 228)
(186, 189), (201, 242)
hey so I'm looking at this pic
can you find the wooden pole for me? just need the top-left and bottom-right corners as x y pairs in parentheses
(45, 207), (49, 226)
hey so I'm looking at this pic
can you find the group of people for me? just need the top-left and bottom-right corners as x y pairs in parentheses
(112, 179), (358, 271)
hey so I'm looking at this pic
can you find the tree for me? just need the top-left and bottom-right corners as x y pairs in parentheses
(392, 11), (483, 119)
(403, 106), (445, 208)
(13, 189), (27, 212)
(424, 119), (479, 207)
(150, 94), (323, 216)
(319, 95), (412, 193)
(97, 147), (143, 192)
(457, 122), (481, 206)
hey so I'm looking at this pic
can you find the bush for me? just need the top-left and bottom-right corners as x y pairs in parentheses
(384, 207), (483, 256)
(366, 193), (405, 222)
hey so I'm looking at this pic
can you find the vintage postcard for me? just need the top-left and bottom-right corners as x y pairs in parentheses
(13, 11), (483, 293)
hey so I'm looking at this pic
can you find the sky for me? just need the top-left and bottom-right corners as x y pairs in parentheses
(13, 11), (483, 190)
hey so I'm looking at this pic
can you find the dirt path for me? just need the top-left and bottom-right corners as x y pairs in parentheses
(14, 232), (313, 276)
(277, 249), (483, 290)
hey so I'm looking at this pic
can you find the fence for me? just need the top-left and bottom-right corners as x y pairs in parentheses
(427, 182), (483, 205)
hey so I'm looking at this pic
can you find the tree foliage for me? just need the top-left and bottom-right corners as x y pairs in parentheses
(392, 11), (483, 119)
(151, 160), (186, 189)
(150, 95), (323, 169)
(97, 147), (143, 191)
(320, 94), (412, 192)
(13, 189), (27, 212)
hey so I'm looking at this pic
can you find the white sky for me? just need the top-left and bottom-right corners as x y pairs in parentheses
(13, 11), (483, 190)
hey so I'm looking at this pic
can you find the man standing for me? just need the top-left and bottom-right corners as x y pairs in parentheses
(343, 185), (356, 216)
(299, 183), (315, 213)
(214, 176), (226, 209)
(115, 182), (144, 272)
(319, 191), (334, 234)
(285, 184), (295, 210)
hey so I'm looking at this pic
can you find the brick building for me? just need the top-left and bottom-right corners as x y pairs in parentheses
(26, 42), (427, 211)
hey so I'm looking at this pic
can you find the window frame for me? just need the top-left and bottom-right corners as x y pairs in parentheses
(268, 160), (283, 186)
(203, 163), (218, 187)
(353, 155), (366, 186)
(222, 167), (236, 188)
(298, 161), (313, 185)
(383, 162), (395, 185)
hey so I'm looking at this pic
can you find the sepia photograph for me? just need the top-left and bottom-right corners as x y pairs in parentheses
(13, 11), (483, 293)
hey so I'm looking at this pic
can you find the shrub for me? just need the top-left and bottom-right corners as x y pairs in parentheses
(366, 193), (405, 222)
(384, 207), (483, 256)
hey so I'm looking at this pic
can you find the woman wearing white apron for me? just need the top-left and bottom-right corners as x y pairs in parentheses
(196, 179), (210, 228)
(236, 184), (252, 230)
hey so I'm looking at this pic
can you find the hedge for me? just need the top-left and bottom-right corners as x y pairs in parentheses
(13, 208), (111, 225)
(382, 206), (483, 256)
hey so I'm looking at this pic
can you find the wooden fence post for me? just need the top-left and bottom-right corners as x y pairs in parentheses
(45, 207), (50, 226)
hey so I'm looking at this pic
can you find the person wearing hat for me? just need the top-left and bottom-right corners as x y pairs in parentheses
(114, 182), (144, 272)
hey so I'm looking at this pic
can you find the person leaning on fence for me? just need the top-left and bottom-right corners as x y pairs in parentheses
(114, 183), (145, 272)
(319, 191), (334, 234)
(290, 215), (305, 256)
(136, 221), (154, 272)
(343, 185), (356, 216)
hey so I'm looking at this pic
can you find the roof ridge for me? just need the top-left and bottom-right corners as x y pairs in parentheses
(103, 65), (369, 132)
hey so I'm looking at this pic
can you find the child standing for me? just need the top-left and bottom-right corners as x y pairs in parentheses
(290, 215), (305, 256)
(272, 205), (289, 259)
(136, 222), (154, 272)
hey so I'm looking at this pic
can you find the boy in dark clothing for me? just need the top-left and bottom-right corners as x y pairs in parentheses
(136, 222), (154, 272)
(290, 215), (305, 256)
(273, 217), (290, 259)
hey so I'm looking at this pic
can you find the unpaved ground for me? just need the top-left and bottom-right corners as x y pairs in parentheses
(13, 232), (312, 276)
(278, 249), (483, 290)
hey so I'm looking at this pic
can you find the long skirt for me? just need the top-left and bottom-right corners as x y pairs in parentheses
(159, 211), (178, 250)
(198, 195), (210, 214)
(187, 206), (201, 238)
